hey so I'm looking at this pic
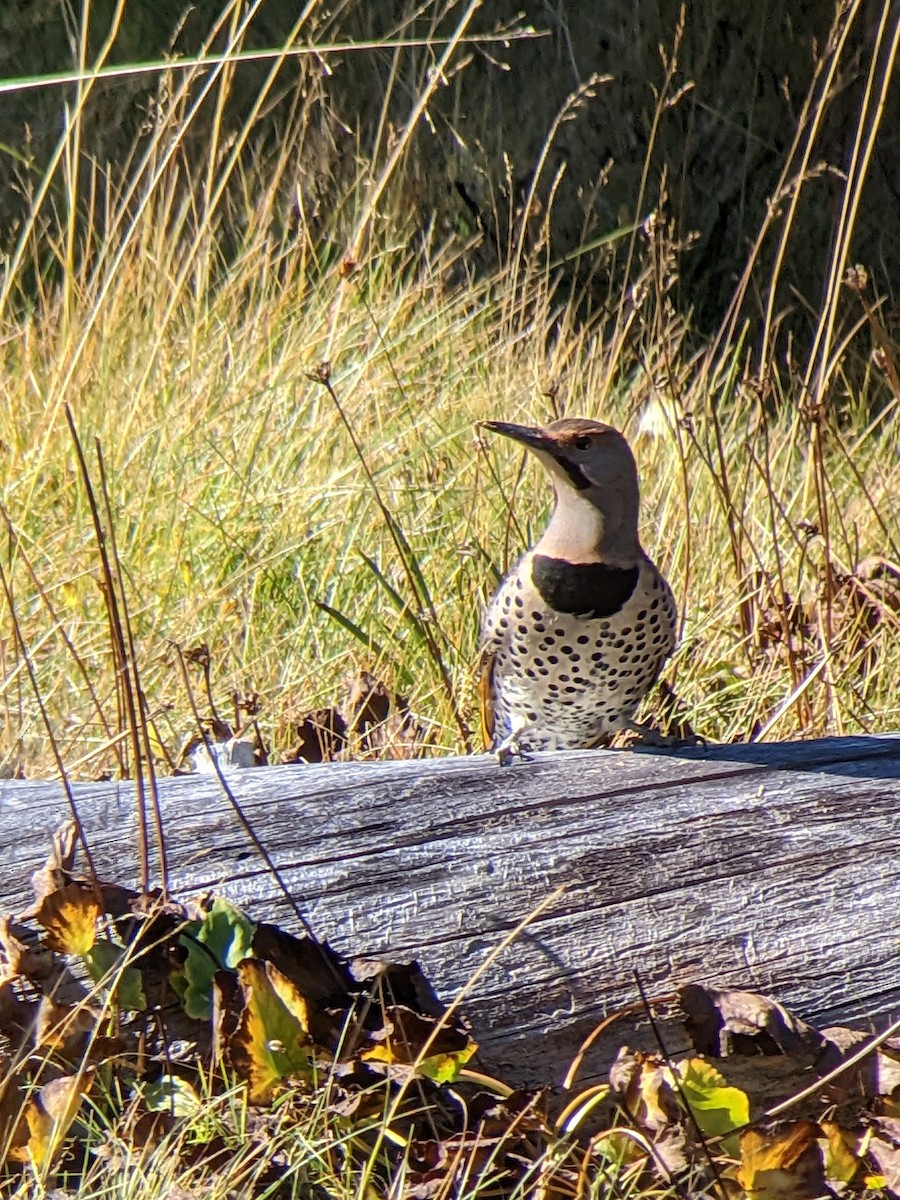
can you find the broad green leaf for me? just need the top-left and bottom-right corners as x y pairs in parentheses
(84, 941), (146, 1011)
(175, 898), (256, 1020)
(676, 1057), (749, 1154)
(419, 1042), (478, 1084)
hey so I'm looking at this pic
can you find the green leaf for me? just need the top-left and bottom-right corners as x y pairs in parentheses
(681, 1060), (748, 1152)
(358, 552), (428, 644)
(83, 940), (146, 1011)
(418, 1041), (478, 1084)
(226, 959), (312, 1103)
(175, 898), (256, 1020)
(677, 1057), (749, 1155)
(141, 1075), (201, 1118)
(313, 598), (386, 659)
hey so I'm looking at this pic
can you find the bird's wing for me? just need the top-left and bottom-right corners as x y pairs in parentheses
(477, 572), (517, 751)
(476, 647), (496, 751)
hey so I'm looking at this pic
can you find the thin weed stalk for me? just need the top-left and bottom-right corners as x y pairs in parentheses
(803, 1), (900, 408)
(65, 406), (153, 891)
(172, 640), (341, 962)
(0, 559), (98, 880)
(95, 441), (169, 894)
(0, 508), (125, 775)
(311, 364), (474, 750)
(755, 0), (866, 369)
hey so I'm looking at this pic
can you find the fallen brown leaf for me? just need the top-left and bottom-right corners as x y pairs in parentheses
(679, 984), (826, 1061)
(737, 1120), (826, 1199)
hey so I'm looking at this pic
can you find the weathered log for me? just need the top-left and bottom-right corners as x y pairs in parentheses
(1, 735), (899, 1087)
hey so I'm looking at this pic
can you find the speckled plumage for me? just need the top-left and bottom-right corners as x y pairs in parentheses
(479, 418), (677, 752)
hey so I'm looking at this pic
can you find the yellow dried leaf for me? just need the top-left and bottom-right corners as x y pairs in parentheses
(35, 882), (100, 955)
(7, 1071), (93, 1170)
(145, 727), (169, 762)
(227, 959), (312, 1103)
(820, 1120), (863, 1186)
(59, 582), (80, 610)
(631, 1058), (678, 1133)
(263, 960), (311, 1029)
(738, 1120), (826, 1199)
(34, 996), (101, 1052)
(30, 824), (78, 901)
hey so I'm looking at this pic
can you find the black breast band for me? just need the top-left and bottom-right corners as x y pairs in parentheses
(532, 555), (639, 617)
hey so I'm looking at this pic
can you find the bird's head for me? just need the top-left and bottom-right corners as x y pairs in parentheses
(480, 417), (642, 562)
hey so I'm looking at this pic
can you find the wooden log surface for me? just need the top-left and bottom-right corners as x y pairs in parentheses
(2, 734), (900, 1087)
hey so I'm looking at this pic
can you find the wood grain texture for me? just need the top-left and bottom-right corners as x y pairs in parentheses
(2, 734), (899, 1086)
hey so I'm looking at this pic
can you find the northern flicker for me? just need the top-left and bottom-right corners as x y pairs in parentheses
(478, 417), (677, 755)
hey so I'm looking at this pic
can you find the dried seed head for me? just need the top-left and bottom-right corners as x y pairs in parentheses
(306, 361), (332, 385)
(843, 264), (869, 293)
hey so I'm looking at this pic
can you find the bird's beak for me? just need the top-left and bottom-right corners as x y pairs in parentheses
(479, 421), (557, 455)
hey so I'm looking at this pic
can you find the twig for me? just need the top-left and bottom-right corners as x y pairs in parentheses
(634, 969), (729, 1200)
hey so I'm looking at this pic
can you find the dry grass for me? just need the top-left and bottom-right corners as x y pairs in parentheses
(0, 0), (899, 780)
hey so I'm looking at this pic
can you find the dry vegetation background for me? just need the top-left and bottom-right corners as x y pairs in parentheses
(1, 0), (900, 777)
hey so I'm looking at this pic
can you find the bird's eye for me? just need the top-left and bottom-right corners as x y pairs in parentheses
(574, 435), (592, 451)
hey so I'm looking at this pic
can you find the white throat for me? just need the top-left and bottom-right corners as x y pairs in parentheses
(535, 483), (641, 565)
(536, 488), (603, 561)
